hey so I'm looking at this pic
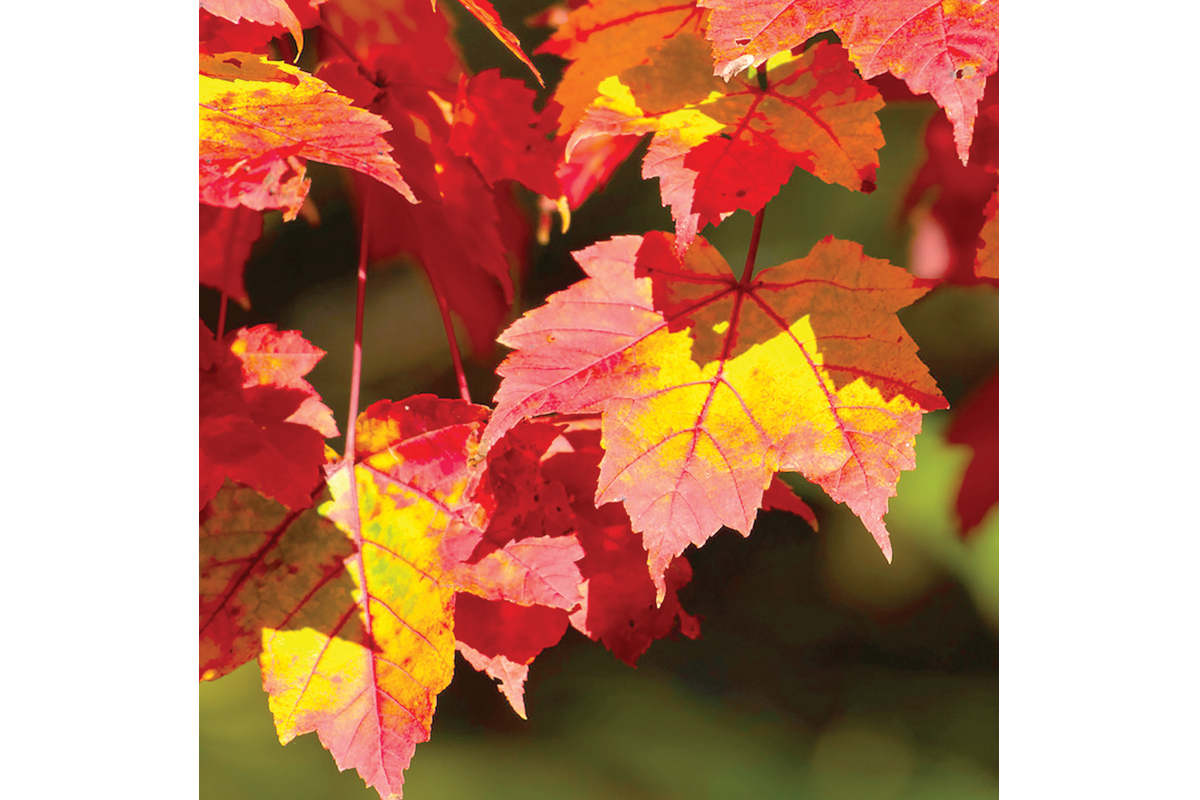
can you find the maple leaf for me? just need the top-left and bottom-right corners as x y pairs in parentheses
(319, 0), (466, 70)
(485, 231), (946, 597)
(258, 397), (588, 796)
(200, 151), (311, 222)
(231, 324), (340, 438)
(946, 369), (997, 534)
(555, 132), (643, 209)
(570, 33), (883, 252)
(540, 424), (701, 664)
(903, 75), (998, 282)
(454, 595), (571, 717)
(200, 51), (415, 220)
(700, 0), (999, 163)
(455, 640), (532, 718)
(201, 9), (285, 56)
(200, 0), (325, 54)
(199, 322), (336, 510)
(539, 0), (707, 134)
(761, 474), (819, 530)
(447, 419), (588, 709)
(260, 397), (490, 799)
(200, 479), (357, 681)
(452, 534), (585, 610)
(315, 30), (563, 355)
(451, 0), (545, 87)
(975, 189), (998, 281)
(448, 70), (565, 198)
(199, 202), (263, 307)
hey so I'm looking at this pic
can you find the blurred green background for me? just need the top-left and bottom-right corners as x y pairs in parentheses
(200, 4), (998, 797)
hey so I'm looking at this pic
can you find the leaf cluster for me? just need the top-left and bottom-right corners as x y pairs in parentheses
(199, 1), (999, 796)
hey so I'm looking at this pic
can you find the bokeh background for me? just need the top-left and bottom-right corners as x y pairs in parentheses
(200, 3), (999, 797)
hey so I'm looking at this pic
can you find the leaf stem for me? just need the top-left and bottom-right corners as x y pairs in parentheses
(216, 290), (229, 340)
(344, 206), (369, 464)
(421, 263), (472, 404)
(342, 208), (375, 647)
(741, 206), (766, 284)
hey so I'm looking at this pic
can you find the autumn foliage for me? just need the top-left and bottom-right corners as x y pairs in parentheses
(199, 1), (998, 797)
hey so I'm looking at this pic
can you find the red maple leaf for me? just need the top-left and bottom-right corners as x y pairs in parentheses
(200, 9), (283, 56)
(200, 0), (325, 53)
(316, 25), (564, 356)
(199, 322), (335, 510)
(455, 596), (571, 717)
(701, 0), (999, 163)
(761, 475), (819, 530)
(199, 203), (263, 306)
(903, 74), (998, 283)
(946, 369), (998, 534)
(541, 423), (701, 665)
(448, 70), (565, 199)
(451, 0), (545, 86)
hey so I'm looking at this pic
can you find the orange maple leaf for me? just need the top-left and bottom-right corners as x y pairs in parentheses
(569, 33), (883, 253)
(539, 0), (707, 133)
(975, 189), (999, 281)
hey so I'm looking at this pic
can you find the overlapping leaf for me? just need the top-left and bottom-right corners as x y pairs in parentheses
(199, 322), (336, 510)
(256, 398), (588, 797)
(450, 419), (585, 710)
(200, 0), (324, 53)
(946, 370), (998, 534)
(761, 474), (818, 530)
(454, 596), (571, 717)
(200, 479), (356, 681)
(539, 0), (708, 133)
(451, 0), (545, 86)
(200, 8), (287, 56)
(316, 20), (562, 355)
(259, 397), (490, 799)
(485, 231), (946, 597)
(319, 0), (466, 66)
(534, 0), (709, 211)
(554, 132), (643, 210)
(903, 75), (998, 282)
(570, 33), (883, 252)
(975, 189), (998, 280)
(541, 423), (702, 664)
(448, 70), (565, 198)
(199, 202), (263, 306)
(701, 0), (999, 163)
(200, 52), (415, 220)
